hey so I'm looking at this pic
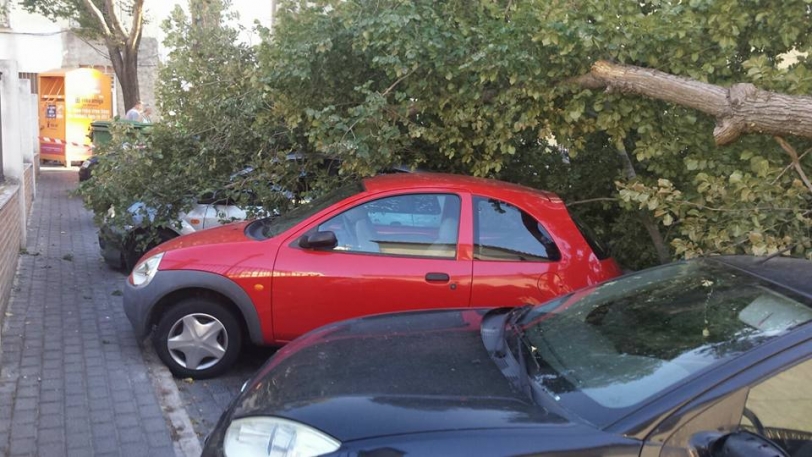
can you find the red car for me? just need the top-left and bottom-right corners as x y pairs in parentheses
(123, 173), (622, 378)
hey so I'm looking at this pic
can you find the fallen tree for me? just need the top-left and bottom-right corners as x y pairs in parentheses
(573, 60), (812, 194)
(574, 60), (812, 147)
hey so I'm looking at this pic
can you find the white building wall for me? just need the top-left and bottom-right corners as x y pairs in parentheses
(1, 1), (270, 116)
(0, 59), (28, 244)
(0, 6), (66, 73)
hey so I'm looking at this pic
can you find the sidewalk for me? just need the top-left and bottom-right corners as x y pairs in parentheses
(0, 168), (177, 456)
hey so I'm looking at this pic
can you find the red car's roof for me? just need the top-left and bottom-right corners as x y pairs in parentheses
(362, 172), (562, 203)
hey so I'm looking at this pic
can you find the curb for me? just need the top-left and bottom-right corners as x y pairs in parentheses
(143, 346), (203, 457)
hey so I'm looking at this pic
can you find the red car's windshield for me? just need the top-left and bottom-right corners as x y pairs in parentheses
(256, 181), (364, 238)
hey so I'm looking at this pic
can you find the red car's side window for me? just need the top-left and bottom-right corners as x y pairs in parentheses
(472, 196), (561, 262)
(317, 193), (461, 258)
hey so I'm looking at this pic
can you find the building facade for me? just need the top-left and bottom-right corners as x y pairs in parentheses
(0, 0), (270, 117)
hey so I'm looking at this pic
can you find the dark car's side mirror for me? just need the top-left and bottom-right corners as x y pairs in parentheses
(299, 231), (338, 250)
(705, 431), (788, 457)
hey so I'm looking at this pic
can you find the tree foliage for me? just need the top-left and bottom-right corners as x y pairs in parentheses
(83, 0), (811, 270)
(257, 0), (811, 264)
(79, 1), (314, 242)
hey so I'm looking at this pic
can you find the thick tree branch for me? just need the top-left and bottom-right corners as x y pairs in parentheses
(79, 0), (114, 38)
(573, 60), (812, 146)
(128, 0), (145, 51)
(103, 0), (127, 40)
(566, 197), (618, 206)
(616, 141), (671, 264)
(773, 136), (812, 193)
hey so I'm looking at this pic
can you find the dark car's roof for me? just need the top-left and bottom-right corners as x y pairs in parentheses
(713, 255), (812, 299)
(362, 172), (561, 203)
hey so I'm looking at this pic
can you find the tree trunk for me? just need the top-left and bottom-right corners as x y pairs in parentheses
(573, 60), (812, 146)
(106, 42), (140, 112)
(616, 142), (672, 264)
(81, 0), (144, 112)
(121, 48), (140, 111)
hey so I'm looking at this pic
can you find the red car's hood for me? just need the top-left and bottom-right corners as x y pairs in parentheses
(149, 221), (252, 256)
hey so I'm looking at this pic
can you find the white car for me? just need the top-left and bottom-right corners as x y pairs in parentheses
(99, 191), (272, 271)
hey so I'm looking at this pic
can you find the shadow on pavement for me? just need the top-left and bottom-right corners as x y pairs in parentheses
(173, 344), (278, 439)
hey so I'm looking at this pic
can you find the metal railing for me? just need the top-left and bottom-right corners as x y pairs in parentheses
(18, 72), (38, 94)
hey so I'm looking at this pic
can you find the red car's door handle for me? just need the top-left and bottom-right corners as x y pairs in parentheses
(425, 272), (450, 283)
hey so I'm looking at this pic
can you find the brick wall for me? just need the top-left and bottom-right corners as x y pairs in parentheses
(24, 163), (33, 216)
(0, 185), (22, 319)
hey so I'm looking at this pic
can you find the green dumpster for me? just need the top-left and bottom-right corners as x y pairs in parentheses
(89, 121), (112, 146)
(89, 120), (151, 147)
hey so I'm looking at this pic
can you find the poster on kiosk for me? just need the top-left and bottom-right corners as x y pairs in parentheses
(38, 68), (113, 166)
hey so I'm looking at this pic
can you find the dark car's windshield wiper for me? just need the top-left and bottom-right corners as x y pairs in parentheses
(488, 305), (534, 398)
(482, 305), (574, 420)
(504, 308), (575, 420)
(507, 320), (533, 398)
(492, 305), (532, 357)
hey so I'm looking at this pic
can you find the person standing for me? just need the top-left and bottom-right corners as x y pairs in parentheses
(141, 104), (153, 123)
(125, 101), (143, 121)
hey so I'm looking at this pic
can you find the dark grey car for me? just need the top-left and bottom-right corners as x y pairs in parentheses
(203, 255), (812, 457)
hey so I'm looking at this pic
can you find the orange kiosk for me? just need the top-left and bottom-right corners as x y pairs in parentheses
(38, 68), (113, 165)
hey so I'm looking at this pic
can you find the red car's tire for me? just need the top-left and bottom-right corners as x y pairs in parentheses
(152, 297), (243, 379)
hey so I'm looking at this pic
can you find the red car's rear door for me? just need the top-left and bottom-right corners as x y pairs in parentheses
(271, 191), (473, 342)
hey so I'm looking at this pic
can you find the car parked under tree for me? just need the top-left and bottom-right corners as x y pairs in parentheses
(123, 172), (622, 378)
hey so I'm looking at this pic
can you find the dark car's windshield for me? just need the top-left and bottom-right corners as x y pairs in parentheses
(257, 181), (364, 238)
(516, 260), (812, 427)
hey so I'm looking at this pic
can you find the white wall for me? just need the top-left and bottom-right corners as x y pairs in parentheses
(2, 1), (271, 70)
(0, 59), (29, 244)
(0, 1), (270, 117)
(0, 7), (66, 72)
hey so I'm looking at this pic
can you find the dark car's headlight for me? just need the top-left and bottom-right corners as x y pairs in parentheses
(129, 252), (164, 287)
(224, 417), (341, 457)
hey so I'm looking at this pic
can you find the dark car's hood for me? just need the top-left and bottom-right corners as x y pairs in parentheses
(233, 309), (566, 441)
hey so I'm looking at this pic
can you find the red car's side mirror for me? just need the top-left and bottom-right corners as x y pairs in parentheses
(299, 231), (338, 250)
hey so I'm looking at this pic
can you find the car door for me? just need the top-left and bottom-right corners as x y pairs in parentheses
(469, 195), (565, 307)
(640, 338), (812, 457)
(183, 202), (210, 232)
(738, 356), (812, 456)
(204, 202), (247, 229)
(200, 191), (251, 229)
(271, 191), (473, 342)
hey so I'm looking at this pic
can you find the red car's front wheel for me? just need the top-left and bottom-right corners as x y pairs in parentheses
(153, 298), (243, 379)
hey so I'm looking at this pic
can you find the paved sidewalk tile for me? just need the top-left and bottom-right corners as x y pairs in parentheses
(0, 169), (176, 456)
